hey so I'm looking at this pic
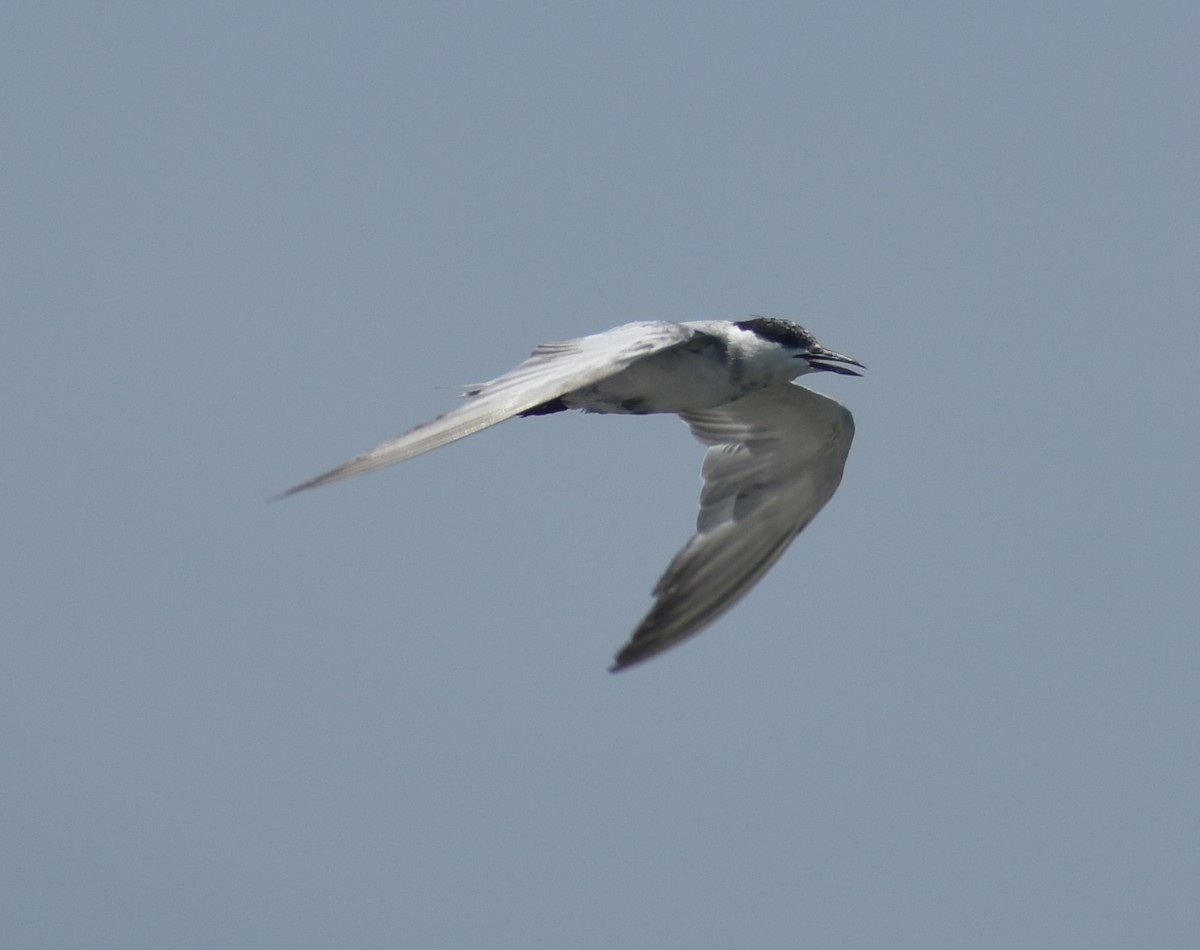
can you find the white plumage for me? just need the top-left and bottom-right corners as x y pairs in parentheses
(279, 317), (862, 670)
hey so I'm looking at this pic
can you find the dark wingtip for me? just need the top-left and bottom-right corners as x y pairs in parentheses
(268, 477), (323, 502)
(268, 459), (359, 502)
(608, 641), (655, 673)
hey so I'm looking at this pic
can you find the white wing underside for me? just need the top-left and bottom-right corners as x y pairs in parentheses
(277, 322), (699, 498)
(610, 382), (855, 670)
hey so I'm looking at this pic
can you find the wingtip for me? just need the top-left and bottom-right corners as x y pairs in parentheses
(268, 476), (326, 503)
(608, 642), (652, 673)
(269, 460), (362, 502)
(608, 644), (633, 673)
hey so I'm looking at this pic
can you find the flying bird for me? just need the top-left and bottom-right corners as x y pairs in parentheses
(279, 317), (862, 670)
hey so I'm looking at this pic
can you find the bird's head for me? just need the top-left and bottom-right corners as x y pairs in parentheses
(735, 316), (865, 377)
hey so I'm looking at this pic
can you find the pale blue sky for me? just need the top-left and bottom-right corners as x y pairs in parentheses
(4, 3), (1199, 948)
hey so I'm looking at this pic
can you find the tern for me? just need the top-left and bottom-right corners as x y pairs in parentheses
(279, 317), (862, 670)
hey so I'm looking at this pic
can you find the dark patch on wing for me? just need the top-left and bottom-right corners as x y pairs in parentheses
(519, 397), (569, 417)
(734, 317), (816, 349)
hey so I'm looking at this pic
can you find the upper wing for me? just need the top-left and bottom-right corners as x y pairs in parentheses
(277, 321), (698, 498)
(610, 382), (855, 671)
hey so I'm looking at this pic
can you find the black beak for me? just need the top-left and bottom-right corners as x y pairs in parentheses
(806, 347), (865, 376)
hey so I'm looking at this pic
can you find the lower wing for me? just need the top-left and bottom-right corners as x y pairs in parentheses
(611, 383), (855, 670)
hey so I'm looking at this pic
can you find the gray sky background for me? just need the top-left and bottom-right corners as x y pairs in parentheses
(4, 3), (1198, 948)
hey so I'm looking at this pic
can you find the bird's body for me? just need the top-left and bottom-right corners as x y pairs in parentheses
(280, 317), (862, 670)
(537, 320), (809, 414)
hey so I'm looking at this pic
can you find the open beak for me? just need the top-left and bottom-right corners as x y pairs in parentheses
(807, 347), (865, 376)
